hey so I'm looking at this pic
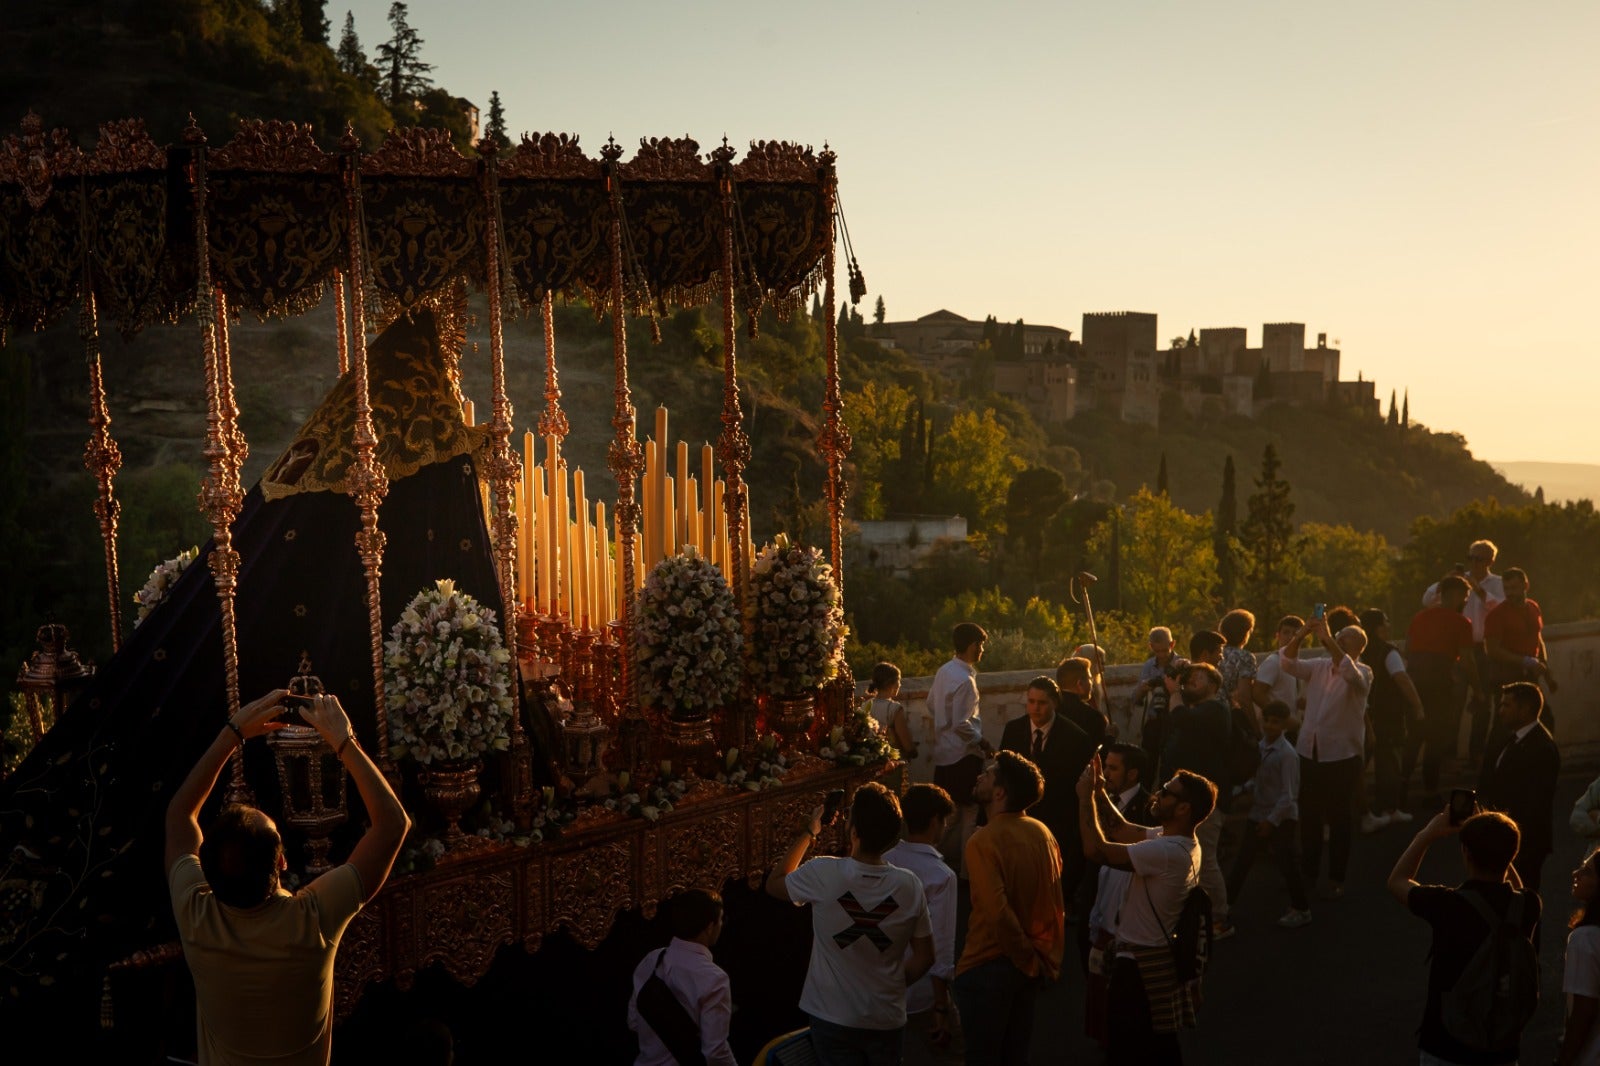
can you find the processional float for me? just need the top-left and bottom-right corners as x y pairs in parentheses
(0, 112), (877, 1028)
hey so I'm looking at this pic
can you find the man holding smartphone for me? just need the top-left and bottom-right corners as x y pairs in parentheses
(767, 782), (934, 1064)
(166, 690), (411, 1066)
(1277, 616), (1373, 900)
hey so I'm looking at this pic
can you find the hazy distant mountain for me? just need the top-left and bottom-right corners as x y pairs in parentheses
(1492, 462), (1600, 505)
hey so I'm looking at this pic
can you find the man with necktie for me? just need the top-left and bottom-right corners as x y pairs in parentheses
(1478, 681), (1560, 896)
(1002, 675), (1096, 901)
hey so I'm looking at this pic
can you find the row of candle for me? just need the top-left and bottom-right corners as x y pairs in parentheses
(476, 403), (754, 629)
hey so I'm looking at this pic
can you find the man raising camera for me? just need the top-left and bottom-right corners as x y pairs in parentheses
(165, 690), (411, 1066)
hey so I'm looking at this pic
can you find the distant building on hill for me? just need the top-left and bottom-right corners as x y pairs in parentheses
(877, 307), (1385, 429)
(855, 515), (969, 576)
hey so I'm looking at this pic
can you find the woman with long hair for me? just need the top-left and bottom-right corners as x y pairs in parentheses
(1560, 848), (1600, 1065)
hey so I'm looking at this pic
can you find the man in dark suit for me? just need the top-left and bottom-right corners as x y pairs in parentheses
(1056, 656), (1110, 747)
(1002, 676), (1096, 900)
(1478, 681), (1560, 894)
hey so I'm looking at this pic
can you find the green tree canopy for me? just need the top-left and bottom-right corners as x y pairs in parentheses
(1086, 488), (1218, 633)
(927, 408), (1027, 531)
(1284, 522), (1394, 621)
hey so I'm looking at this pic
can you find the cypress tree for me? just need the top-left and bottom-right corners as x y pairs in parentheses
(1215, 454), (1238, 607)
(1387, 389), (1399, 427)
(1240, 443), (1295, 626)
(1402, 389), (1410, 430)
(484, 91), (510, 150)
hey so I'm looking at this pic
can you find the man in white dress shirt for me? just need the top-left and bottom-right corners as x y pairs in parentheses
(928, 622), (993, 873)
(1277, 618), (1374, 900)
(627, 889), (737, 1066)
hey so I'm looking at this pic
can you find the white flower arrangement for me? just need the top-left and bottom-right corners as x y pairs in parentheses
(133, 546), (198, 625)
(746, 535), (845, 697)
(819, 703), (897, 767)
(716, 735), (792, 792)
(383, 578), (514, 765)
(634, 547), (743, 718)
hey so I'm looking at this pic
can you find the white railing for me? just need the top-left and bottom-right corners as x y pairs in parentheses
(877, 620), (1600, 781)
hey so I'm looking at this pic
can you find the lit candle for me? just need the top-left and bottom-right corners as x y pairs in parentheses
(521, 431), (535, 607)
(655, 407), (670, 564)
(663, 475), (676, 556)
(701, 443), (715, 561)
(643, 437), (657, 573)
(712, 479), (726, 573)
(743, 496), (753, 574)
(595, 501), (609, 625)
(544, 435), (559, 615)
(686, 477), (699, 552)
(569, 470), (582, 627)
(532, 466), (546, 613)
(556, 456), (570, 618)
(676, 440), (690, 556)
(463, 398), (475, 427)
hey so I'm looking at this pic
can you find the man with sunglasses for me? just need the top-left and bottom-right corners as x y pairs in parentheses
(1078, 756), (1217, 1065)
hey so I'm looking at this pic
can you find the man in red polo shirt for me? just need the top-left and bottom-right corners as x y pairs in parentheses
(1407, 575), (1478, 797)
(1484, 567), (1551, 715)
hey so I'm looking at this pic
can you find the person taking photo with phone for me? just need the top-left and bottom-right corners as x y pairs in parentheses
(1277, 615), (1373, 901)
(165, 690), (411, 1066)
(767, 782), (934, 1064)
(1387, 808), (1539, 1066)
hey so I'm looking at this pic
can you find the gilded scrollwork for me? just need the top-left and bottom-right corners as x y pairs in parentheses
(210, 119), (335, 174)
(360, 127), (476, 179)
(361, 178), (485, 309)
(500, 132), (600, 181)
(0, 111), (85, 210)
(417, 869), (517, 986)
(84, 119), (166, 176)
(549, 838), (637, 949)
(333, 905), (388, 1019)
(735, 140), (819, 185)
(621, 136), (710, 184)
(206, 174), (344, 316)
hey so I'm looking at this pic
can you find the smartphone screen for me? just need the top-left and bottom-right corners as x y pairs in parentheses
(1449, 789), (1476, 826)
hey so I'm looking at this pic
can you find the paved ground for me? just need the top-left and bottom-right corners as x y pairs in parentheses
(904, 754), (1600, 1066)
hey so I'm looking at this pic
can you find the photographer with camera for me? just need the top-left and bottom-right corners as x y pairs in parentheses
(165, 689), (410, 1066)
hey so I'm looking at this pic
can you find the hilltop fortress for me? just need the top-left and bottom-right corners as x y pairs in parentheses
(876, 309), (1381, 428)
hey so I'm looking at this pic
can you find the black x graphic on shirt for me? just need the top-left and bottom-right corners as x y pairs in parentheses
(833, 891), (900, 952)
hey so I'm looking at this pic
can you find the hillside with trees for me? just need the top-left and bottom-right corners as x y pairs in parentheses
(2, 5), (1591, 735)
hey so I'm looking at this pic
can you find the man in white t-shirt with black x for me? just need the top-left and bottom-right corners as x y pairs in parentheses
(767, 781), (935, 1064)
(1078, 754), (1216, 1066)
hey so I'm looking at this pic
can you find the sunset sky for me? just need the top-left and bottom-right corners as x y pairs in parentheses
(343, 0), (1599, 465)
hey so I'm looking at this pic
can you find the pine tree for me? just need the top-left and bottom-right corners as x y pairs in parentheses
(1215, 454), (1238, 606)
(1240, 443), (1296, 626)
(1402, 389), (1410, 430)
(376, 2), (434, 110)
(1156, 453), (1169, 496)
(873, 295), (886, 326)
(300, 0), (331, 42)
(1387, 389), (1399, 427)
(336, 11), (367, 78)
(484, 90), (510, 150)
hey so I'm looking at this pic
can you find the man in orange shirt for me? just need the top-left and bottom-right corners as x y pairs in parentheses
(951, 750), (1065, 1066)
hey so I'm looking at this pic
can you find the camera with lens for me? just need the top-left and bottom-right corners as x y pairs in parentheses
(1163, 656), (1192, 680)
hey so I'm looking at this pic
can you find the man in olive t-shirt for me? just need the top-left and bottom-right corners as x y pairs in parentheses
(166, 690), (410, 1065)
